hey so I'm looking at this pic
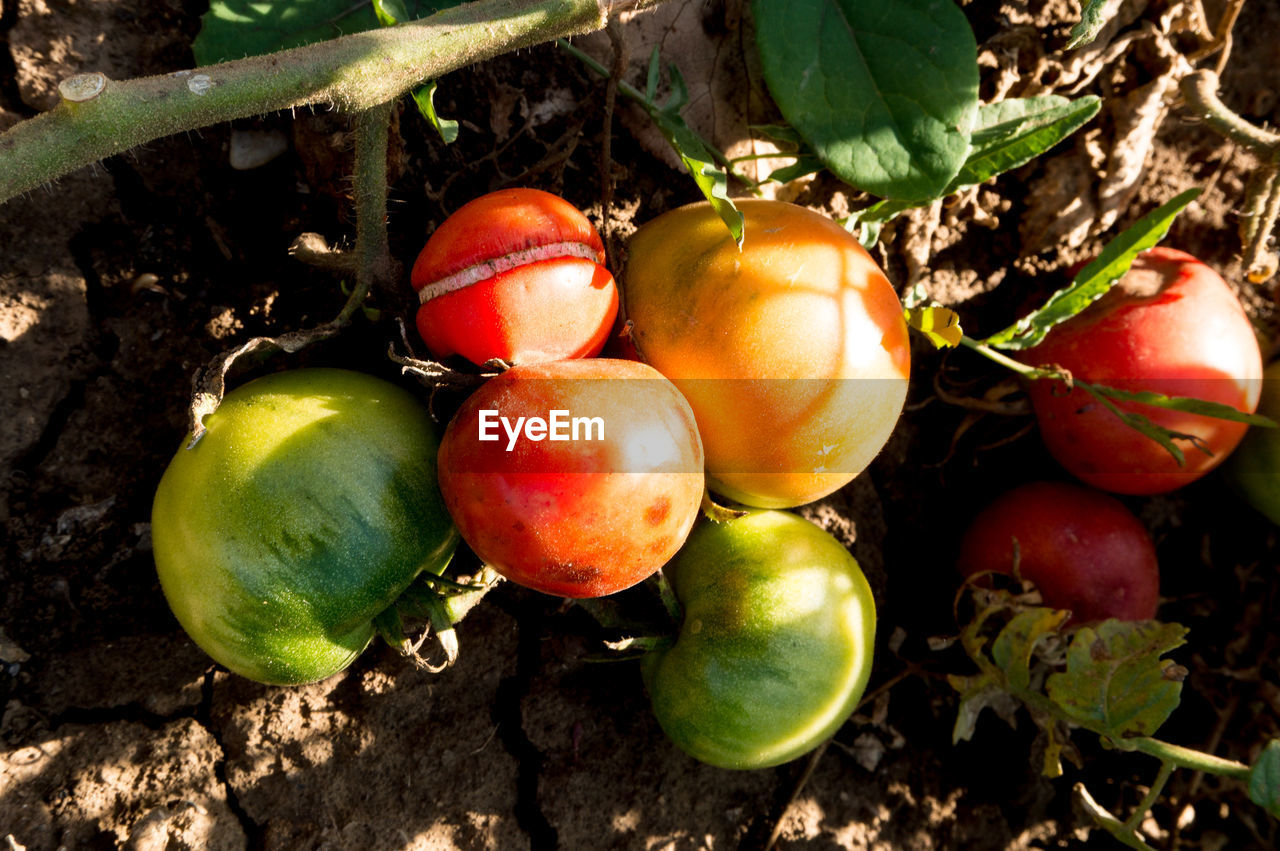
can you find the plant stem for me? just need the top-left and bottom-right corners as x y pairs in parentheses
(958, 335), (1054, 380)
(1179, 70), (1280, 162)
(0, 0), (669, 205)
(1124, 737), (1252, 781)
(1122, 760), (1176, 833)
(339, 101), (395, 325)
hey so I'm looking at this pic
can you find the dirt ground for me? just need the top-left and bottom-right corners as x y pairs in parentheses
(2, 0), (1279, 848)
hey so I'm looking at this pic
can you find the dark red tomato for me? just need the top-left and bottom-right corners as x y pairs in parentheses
(411, 188), (619, 366)
(436, 358), (704, 598)
(957, 481), (1159, 623)
(1020, 247), (1263, 495)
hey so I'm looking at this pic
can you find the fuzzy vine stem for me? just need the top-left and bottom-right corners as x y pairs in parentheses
(0, 0), (670, 206)
(339, 100), (396, 325)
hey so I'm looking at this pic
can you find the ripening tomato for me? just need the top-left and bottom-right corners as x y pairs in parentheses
(411, 188), (619, 366)
(1020, 248), (1263, 495)
(643, 510), (877, 769)
(151, 369), (459, 685)
(623, 199), (911, 509)
(1223, 360), (1280, 524)
(436, 358), (705, 598)
(957, 481), (1159, 623)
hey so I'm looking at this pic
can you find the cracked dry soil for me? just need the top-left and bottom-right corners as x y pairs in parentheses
(3, 0), (1280, 849)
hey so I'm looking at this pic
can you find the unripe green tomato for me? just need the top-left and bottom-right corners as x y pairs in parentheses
(1224, 360), (1280, 524)
(642, 510), (877, 769)
(151, 369), (459, 685)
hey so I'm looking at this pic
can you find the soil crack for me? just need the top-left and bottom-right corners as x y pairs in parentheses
(492, 604), (558, 850)
(0, 0), (37, 119)
(197, 669), (264, 850)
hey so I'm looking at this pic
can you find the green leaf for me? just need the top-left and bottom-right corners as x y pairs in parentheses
(1074, 382), (1195, 467)
(905, 305), (964, 349)
(990, 608), (1071, 691)
(556, 41), (743, 246)
(1068, 0), (1115, 50)
(949, 674), (1019, 744)
(1046, 620), (1188, 739)
(984, 188), (1202, 351)
(751, 123), (806, 146)
(194, 0), (463, 64)
(411, 80), (459, 143)
(1248, 740), (1280, 818)
(652, 64), (743, 248)
(766, 156), (826, 184)
(1087, 384), (1279, 429)
(372, 0), (410, 26)
(952, 96), (1101, 189)
(752, 0), (980, 202)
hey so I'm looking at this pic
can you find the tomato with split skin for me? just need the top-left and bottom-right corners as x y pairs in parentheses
(411, 187), (618, 366)
(436, 358), (705, 598)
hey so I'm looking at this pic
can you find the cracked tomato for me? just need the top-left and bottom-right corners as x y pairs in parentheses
(643, 510), (877, 769)
(151, 368), (459, 685)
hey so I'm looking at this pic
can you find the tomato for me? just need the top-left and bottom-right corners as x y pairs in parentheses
(642, 510), (877, 769)
(151, 369), (459, 685)
(436, 358), (705, 598)
(1223, 360), (1280, 524)
(623, 199), (911, 509)
(956, 481), (1159, 623)
(1020, 248), (1263, 495)
(411, 187), (619, 366)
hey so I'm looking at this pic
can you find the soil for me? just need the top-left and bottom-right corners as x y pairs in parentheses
(2, 0), (1279, 849)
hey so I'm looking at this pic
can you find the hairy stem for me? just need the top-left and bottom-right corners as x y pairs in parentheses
(1122, 760), (1176, 833)
(0, 0), (669, 205)
(340, 101), (395, 325)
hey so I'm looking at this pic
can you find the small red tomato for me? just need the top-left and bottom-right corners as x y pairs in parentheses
(437, 358), (705, 598)
(1020, 247), (1263, 495)
(411, 188), (619, 366)
(957, 481), (1159, 623)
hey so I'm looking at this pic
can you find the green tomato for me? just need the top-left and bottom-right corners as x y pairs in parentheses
(1224, 360), (1280, 525)
(642, 510), (877, 769)
(151, 368), (458, 685)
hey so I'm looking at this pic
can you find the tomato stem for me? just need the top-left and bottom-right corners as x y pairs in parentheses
(338, 101), (395, 326)
(0, 0), (666, 205)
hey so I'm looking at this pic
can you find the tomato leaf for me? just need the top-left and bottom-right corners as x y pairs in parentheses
(558, 41), (744, 248)
(990, 608), (1071, 692)
(904, 305), (963, 349)
(1068, 0), (1116, 50)
(983, 188), (1202, 351)
(950, 674), (1020, 744)
(411, 80), (460, 143)
(752, 0), (979, 202)
(1086, 383), (1279, 429)
(1248, 739), (1280, 818)
(951, 96), (1101, 190)
(194, 0), (462, 64)
(1045, 620), (1188, 739)
(650, 59), (744, 248)
(766, 155), (826, 185)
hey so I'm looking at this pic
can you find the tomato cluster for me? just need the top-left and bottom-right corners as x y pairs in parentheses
(151, 187), (1267, 771)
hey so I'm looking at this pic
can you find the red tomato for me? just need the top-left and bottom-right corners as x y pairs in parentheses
(411, 188), (619, 366)
(957, 481), (1159, 623)
(1020, 248), (1262, 495)
(436, 358), (705, 598)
